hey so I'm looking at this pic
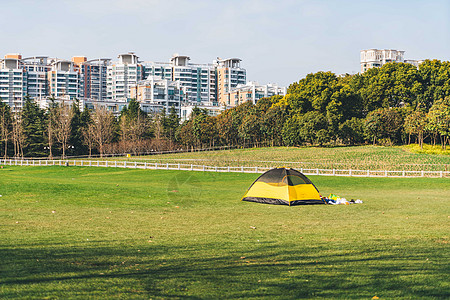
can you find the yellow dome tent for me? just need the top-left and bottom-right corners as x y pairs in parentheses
(242, 167), (325, 206)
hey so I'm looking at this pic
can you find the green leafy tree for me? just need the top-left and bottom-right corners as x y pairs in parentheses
(427, 97), (450, 149)
(238, 109), (261, 147)
(364, 108), (404, 146)
(261, 104), (288, 146)
(282, 111), (328, 146)
(338, 117), (365, 145)
(404, 108), (428, 149)
(192, 112), (218, 148)
(418, 60), (450, 109)
(357, 62), (421, 111)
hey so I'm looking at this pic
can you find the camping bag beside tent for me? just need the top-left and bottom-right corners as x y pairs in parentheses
(242, 167), (325, 206)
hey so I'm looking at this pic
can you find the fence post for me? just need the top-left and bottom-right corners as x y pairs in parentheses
(385, 170), (388, 177)
(228, 166), (230, 172)
(97, 161), (99, 167)
(191, 164), (193, 171)
(135, 162), (137, 168)
(203, 165), (205, 171)
(421, 170), (424, 177)
(178, 163), (180, 170)
(81, 160), (83, 166)
(114, 161), (117, 168)
(316, 168), (319, 175)
(402, 170), (405, 177)
(215, 166), (218, 172)
(333, 169), (336, 176)
(39, 160), (41, 166)
(241, 166), (244, 172)
(349, 169), (352, 176)
(155, 162), (158, 169)
(255, 167), (258, 173)
(440, 171), (443, 178)
(144, 162), (147, 169)
(124, 161), (127, 168)
(166, 163), (169, 170)
(300, 168), (303, 173)
(106, 161), (108, 168)
(89, 161), (92, 167)
(367, 170), (370, 177)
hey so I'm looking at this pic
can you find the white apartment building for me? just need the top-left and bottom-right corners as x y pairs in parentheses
(0, 54), (27, 111)
(0, 52), (251, 116)
(142, 54), (246, 106)
(180, 103), (223, 122)
(47, 60), (79, 100)
(170, 54), (217, 105)
(143, 54), (218, 105)
(223, 81), (286, 107)
(129, 76), (184, 114)
(22, 56), (50, 101)
(143, 61), (173, 81)
(360, 49), (424, 72)
(107, 53), (144, 101)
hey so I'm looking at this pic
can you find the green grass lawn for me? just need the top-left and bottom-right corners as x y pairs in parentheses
(0, 166), (449, 299)
(104, 145), (450, 171)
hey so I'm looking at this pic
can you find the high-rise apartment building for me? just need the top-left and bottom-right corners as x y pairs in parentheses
(360, 49), (424, 73)
(222, 81), (286, 107)
(142, 54), (219, 105)
(129, 76), (184, 114)
(170, 54), (217, 104)
(22, 56), (50, 101)
(73, 56), (110, 101)
(47, 60), (79, 100)
(107, 53), (144, 101)
(0, 51), (280, 116)
(0, 54), (27, 110)
(216, 58), (246, 105)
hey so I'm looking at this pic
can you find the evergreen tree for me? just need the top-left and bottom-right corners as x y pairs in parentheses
(68, 100), (90, 156)
(163, 105), (180, 141)
(22, 97), (46, 157)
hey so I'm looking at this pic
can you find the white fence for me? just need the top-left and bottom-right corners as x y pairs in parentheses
(0, 159), (449, 178)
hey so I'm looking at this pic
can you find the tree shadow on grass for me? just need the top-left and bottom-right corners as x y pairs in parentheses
(0, 242), (448, 299)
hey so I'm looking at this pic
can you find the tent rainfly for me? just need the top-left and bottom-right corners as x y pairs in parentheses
(242, 167), (325, 206)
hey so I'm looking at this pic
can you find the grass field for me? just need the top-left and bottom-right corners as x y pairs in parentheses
(0, 166), (449, 299)
(103, 145), (450, 171)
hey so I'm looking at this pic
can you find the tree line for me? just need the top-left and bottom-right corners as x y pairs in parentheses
(177, 59), (450, 150)
(1, 59), (450, 159)
(0, 97), (181, 158)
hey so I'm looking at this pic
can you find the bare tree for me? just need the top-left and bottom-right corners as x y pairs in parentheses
(54, 103), (73, 159)
(82, 124), (96, 158)
(120, 113), (150, 154)
(91, 106), (115, 157)
(11, 111), (24, 159)
(0, 104), (11, 158)
(46, 105), (57, 159)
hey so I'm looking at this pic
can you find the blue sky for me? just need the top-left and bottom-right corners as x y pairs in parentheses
(1, 0), (449, 86)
